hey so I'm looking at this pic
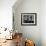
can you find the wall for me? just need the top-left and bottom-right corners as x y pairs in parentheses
(13, 0), (41, 46)
(40, 0), (46, 46)
(0, 0), (16, 30)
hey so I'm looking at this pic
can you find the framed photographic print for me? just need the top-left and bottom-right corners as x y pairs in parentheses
(21, 13), (37, 26)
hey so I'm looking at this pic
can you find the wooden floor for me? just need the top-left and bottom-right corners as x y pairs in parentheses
(0, 39), (16, 46)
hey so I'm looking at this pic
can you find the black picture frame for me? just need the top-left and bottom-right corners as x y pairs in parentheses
(21, 13), (37, 26)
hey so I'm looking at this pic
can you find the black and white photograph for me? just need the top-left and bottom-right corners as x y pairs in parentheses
(21, 13), (37, 25)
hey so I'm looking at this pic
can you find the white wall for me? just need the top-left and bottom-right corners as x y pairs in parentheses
(40, 0), (46, 46)
(13, 0), (41, 46)
(0, 0), (16, 30)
